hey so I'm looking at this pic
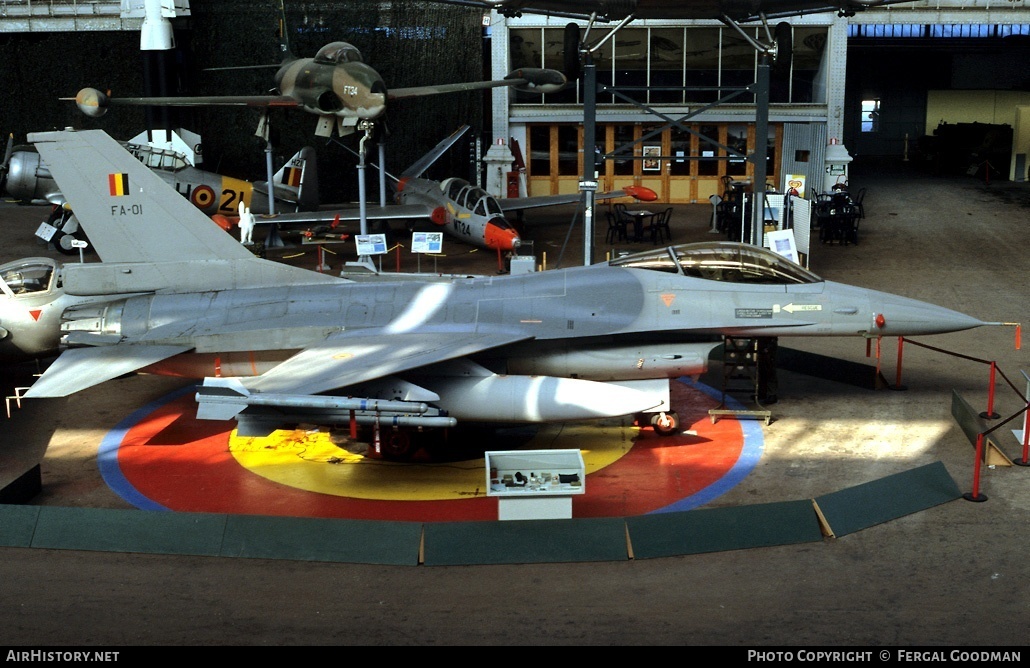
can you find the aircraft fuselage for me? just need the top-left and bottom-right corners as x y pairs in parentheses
(53, 249), (982, 373)
(274, 43), (387, 121)
(396, 176), (521, 252)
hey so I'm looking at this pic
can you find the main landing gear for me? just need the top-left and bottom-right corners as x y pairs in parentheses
(641, 411), (680, 436)
(43, 207), (90, 256)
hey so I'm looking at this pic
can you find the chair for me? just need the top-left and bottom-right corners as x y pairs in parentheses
(852, 187), (866, 219)
(605, 211), (627, 244)
(612, 202), (633, 232)
(842, 203), (860, 245)
(650, 206), (673, 244)
(717, 190), (741, 237)
(720, 175), (734, 197)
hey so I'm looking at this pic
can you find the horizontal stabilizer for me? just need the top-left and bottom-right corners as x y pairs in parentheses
(24, 344), (191, 398)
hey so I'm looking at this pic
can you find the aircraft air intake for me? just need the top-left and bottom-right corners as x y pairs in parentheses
(316, 90), (343, 113)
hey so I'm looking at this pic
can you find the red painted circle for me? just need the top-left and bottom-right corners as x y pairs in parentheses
(190, 185), (216, 209)
(111, 380), (747, 521)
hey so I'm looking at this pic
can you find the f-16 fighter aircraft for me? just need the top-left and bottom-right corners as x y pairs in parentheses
(7, 130), (988, 458)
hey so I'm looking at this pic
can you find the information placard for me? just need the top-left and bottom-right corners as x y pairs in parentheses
(411, 232), (444, 254)
(354, 234), (388, 256)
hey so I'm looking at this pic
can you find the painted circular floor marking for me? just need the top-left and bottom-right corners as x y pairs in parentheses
(99, 378), (763, 521)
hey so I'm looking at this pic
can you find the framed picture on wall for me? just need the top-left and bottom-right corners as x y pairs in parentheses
(642, 145), (661, 171)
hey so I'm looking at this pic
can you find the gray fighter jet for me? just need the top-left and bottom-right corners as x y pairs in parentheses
(6, 130), (987, 456)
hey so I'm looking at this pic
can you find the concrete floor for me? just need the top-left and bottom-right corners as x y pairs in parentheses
(1, 159), (1029, 646)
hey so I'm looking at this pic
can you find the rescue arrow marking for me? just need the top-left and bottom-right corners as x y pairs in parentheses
(775, 303), (822, 314)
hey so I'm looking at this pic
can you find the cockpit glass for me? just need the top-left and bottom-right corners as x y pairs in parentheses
(0, 259), (55, 296)
(314, 42), (363, 64)
(610, 242), (822, 284)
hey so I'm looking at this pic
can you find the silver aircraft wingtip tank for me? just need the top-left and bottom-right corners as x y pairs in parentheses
(1, 130), (994, 458)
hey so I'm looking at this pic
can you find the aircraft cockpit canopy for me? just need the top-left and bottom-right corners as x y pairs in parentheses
(441, 178), (503, 217)
(0, 258), (57, 298)
(314, 41), (364, 64)
(124, 142), (190, 172)
(611, 242), (822, 284)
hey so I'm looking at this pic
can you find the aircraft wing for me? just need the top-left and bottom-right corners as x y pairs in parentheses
(69, 94), (301, 109)
(390, 68), (566, 100)
(243, 329), (534, 396)
(497, 188), (650, 213)
(23, 345), (192, 398)
(250, 204), (436, 227)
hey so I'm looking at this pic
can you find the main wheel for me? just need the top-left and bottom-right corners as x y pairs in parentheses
(48, 210), (90, 256)
(379, 429), (416, 460)
(651, 411), (680, 436)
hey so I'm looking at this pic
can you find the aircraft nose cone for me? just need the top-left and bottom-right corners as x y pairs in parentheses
(484, 220), (521, 252)
(873, 295), (985, 336)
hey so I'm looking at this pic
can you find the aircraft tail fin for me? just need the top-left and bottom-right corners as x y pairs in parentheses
(29, 128), (258, 264)
(276, 0), (293, 60)
(256, 146), (319, 211)
(401, 125), (470, 180)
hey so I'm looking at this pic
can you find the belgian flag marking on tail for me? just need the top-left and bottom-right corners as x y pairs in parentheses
(281, 166), (302, 187)
(108, 173), (129, 196)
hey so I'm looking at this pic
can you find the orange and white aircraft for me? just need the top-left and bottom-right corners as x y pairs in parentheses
(248, 126), (657, 256)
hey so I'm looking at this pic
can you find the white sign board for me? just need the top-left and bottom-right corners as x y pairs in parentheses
(765, 229), (801, 265)
(355, 234), (388, 256)
(411, 232), (444, 254)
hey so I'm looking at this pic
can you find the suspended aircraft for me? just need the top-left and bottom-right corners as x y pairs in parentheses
(4, 130), (994, 459)
(248, 125), (658, 260)
(66, 37), (566, 139)
(1, 133), (317, 254)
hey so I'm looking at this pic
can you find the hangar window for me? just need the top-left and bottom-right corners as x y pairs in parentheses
(510, 25), (827, 106)
(861, 99), (881, 133)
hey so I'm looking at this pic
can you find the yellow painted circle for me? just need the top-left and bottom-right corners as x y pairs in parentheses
(228, 421), (637, 501)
